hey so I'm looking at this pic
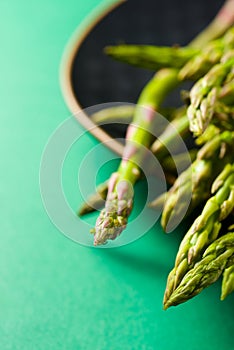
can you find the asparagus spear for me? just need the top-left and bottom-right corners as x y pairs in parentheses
(90, 105), (179, 125)
(104, 45), (199, 71)
(92, 68), (179, 245)
(78, 181), (108, 216)
(164, 163), (234, 305)
(148, 149), (198, 209)
(187, 51), (234, 136)
(161, 131), (234, 232)
(221, 264), (234, 300)
(219, 76), (234, 105)
(164, 232), (234, 309)
(91, 105), (134, 125)
(151, 113), (189, 156)
(213, 101), (234, 130)
(179, 27), (234, 81)
(160, 149), (198, 175)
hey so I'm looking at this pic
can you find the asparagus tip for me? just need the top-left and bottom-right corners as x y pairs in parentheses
(163, 302), (170, 310)
(78, 207), (91, 217)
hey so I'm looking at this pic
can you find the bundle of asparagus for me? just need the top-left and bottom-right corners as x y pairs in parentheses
(78, 0), (234, 308)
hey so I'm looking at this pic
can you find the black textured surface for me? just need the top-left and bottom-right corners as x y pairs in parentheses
(71, 0), (224, 138)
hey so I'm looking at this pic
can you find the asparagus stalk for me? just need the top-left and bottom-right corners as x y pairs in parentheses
(92, 68), (179, 245)
(161, 131), (234, 232)
(160, 149), (198, 175)
(164, 232), (234, 309)
(147, 192), (167, 211)
(78, 181), (108, 216)
(219, 77), (234, 105)
(164, 163), (234, 305)
(195, 124), (220, 145)
(91, 105), (134, 125)
(221, 264), (234, 300)
(104, 45), (199, 71)
(148, 150), (198, 210)
(151, 114), (189, 156)
(179, 26), (234, 81)
(187, 51), (234, 136)
(213, 101), (234, 130)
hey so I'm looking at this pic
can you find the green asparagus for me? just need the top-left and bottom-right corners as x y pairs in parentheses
(161, 131), (234, 232)
(164, 163), (234, 304)
(151, 113), (189, 156)
(104, 45), (199, 71)
(91, 105), (134, 125)
(78, 181), (108, 216)
(187, 51), (234, 135)
(93, 68), (179, 245)
(221, 264), (234, 300)
(160, 149), (197, 175)
(179, 27), (234, 80)
(164, 232), (234, 309)
(213, 102), (234, 130)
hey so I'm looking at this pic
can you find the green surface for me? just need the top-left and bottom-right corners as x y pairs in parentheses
(1, 1), (234, 349)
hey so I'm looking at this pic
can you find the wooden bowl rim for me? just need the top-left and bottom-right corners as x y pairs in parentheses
(60, 0), (126, 156)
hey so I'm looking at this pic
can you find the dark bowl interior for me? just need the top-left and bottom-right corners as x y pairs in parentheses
(71, 0), (223, 139)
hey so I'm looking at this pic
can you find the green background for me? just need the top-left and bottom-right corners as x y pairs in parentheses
(1, 0), (233, 349)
